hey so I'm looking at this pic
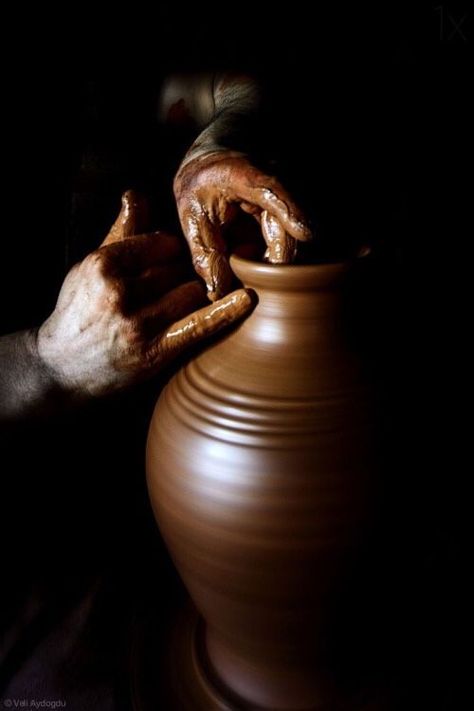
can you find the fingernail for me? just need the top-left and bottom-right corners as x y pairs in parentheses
(122, 189), (141, 208)
(121, 190), (134, 215)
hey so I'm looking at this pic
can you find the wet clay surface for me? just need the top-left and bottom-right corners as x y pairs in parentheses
(147, 254), (383, 709)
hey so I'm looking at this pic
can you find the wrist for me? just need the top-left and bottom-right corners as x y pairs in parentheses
(26, 327), (82, 410)
(177, 145), (245, 175)
(0, 328), (74, 423)
(178, 76), (260, 171)
(28, 327), (63, 392)
(36, 323), (88, 404)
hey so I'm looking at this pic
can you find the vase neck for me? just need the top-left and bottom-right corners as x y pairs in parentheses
(229, 255), (351, 321)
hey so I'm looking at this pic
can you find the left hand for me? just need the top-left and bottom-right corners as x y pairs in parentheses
(174, 150), (312, 301)
(37, 191), (254, 398)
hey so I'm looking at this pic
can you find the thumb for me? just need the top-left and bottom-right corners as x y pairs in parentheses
(101, 190), (150, 246)
(151, 287), (256, 366)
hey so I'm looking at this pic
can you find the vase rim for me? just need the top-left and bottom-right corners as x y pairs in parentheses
(229, 253), (355, 291)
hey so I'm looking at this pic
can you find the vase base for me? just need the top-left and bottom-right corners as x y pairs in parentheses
(130, 601), (392, 711)
(130, 601), (235, 710)
(159, 603), (245, 710)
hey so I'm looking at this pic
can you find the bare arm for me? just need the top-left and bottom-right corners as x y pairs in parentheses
(160, 73), (262, 158)
(0, 329), (68, 422)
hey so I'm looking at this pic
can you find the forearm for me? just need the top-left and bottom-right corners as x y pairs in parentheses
(184, 74), (261, 162)
(160, 73), (262, 164)
(0, 329), (69, 423)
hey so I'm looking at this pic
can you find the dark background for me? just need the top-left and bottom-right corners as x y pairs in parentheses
(0, 6), (469, 709)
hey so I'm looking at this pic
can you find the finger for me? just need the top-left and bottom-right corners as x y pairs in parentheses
(234, 169), (312, 242)
(100, 231), (184, 276)
(123, 262), (195, 311)
(261, 210), (298, 264)
(248, 185), (311, 242)
(139, 280), (208, 331)
(101, 190), (150, 246)
(145, 287), (256, 366)
(180, 206), (233, 302)
(240, 201), (260, 216)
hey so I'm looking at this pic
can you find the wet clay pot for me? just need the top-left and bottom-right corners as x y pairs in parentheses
(146, 254), (380, 710)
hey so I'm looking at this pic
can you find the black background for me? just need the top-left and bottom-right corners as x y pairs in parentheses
(0, 5), (470, 709)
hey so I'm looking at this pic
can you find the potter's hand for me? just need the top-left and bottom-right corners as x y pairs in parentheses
(36, 191), (254, 398)
(163, 74), (311, 301)
(174, 151), (312, 300)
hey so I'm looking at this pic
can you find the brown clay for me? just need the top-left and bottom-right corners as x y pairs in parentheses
(173, 152), (312, 300)
(147, 254), (380, 709)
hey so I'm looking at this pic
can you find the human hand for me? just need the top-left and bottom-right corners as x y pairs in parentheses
(37, 191), (254, 398)
(174, 150), (312, 301)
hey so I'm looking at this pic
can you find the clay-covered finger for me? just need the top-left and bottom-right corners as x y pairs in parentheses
(139, 281), (209, 333)
(150, 287), (255, 365)
(245, 185), (311, 242)
(231, 166), (311, 242)
(101, 190), (150, 246)
(180, 209), (233, 302)
(261, 210), (298, 264)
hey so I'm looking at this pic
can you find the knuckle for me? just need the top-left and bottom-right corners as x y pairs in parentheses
(106, 278), (126, 310)
(120, 315), (142, 346)
(83, 251), (128, 311)
(91, 269), (126, 311)
(112, 318), (145, 371)
(174, 166), (198, 199)
(175, 159), (218, 197)
(84, 249), (111, 277)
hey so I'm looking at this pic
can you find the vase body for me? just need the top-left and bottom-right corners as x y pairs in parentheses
(146, 255), (380, 710)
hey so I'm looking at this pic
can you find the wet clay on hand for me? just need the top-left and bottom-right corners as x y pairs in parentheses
(37, 192), (255, 398)
(102, 189), (151, 245)
(174, 151), (312, 300)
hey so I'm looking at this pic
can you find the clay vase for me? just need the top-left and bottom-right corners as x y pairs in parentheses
(146, 254), (380, 710)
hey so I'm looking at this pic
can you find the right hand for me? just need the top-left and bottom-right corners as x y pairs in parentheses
(37, 191), (254, 398)
(174, 150), (312, 301)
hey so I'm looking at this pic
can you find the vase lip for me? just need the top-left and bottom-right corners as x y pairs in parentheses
(229, 253), (355, 291)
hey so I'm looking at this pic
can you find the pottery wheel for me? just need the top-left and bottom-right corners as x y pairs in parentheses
(130, 601), (247, 710)
(129, 600), (390, 711)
